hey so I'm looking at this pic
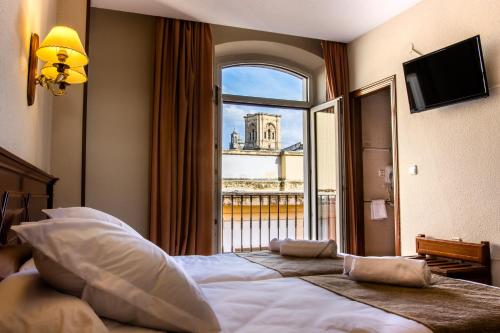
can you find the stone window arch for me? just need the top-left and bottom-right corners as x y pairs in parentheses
(265, 123), (276, 141)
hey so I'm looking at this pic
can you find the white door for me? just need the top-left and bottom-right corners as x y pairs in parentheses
(309, 97), (345, 252)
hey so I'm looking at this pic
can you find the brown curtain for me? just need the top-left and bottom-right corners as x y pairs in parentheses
(321, 41), (362, 255)
(150, 18), (214, 256)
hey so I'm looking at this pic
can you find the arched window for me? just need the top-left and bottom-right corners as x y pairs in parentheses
(222, 65), (306, 101)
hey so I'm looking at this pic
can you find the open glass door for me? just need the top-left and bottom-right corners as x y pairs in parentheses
(309, 97), (345, 251)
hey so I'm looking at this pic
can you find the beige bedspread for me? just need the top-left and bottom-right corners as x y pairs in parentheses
(301, 274), (500, 333)
(235, 250), (344, 277)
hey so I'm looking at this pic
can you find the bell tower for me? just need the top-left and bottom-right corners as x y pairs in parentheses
(243, 113), (281, 150)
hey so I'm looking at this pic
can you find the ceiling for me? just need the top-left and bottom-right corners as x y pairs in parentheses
(91, 0), (421, 42)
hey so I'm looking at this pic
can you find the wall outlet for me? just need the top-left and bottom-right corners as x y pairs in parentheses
(451, 237), (463, 242)
(408, 165), (418, 175)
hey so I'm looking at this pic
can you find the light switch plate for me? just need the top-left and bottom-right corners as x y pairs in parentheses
(409, 165), (418, 175)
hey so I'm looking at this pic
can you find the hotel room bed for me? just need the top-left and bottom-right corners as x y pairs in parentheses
(17, 249), (344, 284)
(4, 269), (431, 333)
(175, 250), (344, 283)
(54, 275), (500, 333)
(12, 259), (500, 333)
(2, 152), (500, 333)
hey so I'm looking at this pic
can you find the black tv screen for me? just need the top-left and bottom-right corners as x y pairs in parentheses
(403, 35), (489, 113)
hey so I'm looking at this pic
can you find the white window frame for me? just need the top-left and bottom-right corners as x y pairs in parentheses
(215, 61), (314, 253)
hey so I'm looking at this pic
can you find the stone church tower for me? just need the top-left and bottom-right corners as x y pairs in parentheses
(243, 113), (281, 150)
(229, 129), (242, 150)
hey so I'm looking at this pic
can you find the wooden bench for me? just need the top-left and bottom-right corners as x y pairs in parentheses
(406, 234), (491, 285)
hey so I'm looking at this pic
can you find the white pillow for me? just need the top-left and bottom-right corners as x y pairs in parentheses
(13, 218), (221, 332)
(43, 207), (142, 238)
(33, 249), (85, 297)
(0, 271), (107, 333)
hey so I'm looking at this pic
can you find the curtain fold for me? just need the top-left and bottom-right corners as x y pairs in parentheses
(150, 17), (214, 256)
(321, 41), (362, 255)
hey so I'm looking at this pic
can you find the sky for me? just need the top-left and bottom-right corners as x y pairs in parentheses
(222, 66), (305, 149)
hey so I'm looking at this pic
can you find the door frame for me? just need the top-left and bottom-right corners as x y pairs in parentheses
(350, 75), (401, 255)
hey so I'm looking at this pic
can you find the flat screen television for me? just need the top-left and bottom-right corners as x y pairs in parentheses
(403, 35), (489, 113)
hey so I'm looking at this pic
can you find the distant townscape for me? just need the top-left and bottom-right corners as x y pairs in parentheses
(222, 112), (304, 193)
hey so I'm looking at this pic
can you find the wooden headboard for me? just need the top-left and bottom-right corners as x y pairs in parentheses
(0, 147), (58, 245)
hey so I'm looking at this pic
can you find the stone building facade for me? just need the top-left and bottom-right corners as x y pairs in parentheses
(238, 113), (281, 151)
(223, 112), (302, 192)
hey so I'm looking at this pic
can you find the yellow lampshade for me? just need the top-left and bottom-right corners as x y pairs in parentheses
(41, 63), (87, 84)
(36, 26), (88, 67)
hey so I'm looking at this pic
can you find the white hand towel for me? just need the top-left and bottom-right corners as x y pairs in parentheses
(371, 199), (388, 220)
(349, 256), (431, 288)
(269, 238), (290, 252)
(280, 239), (337, 258)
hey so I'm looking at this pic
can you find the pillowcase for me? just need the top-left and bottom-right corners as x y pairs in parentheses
(13, 218), (221, 332)
(0, 271), (107, 333)
(42, 207), (142, 238)
(348, 256), (432, 288)
(37, 209), (143, 297)
(0, 244), (32, 280)
(33, 249), (85, 297)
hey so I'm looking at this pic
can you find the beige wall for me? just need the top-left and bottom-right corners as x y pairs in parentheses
(280, 153), (304, 182)
(85, 8), (154, 236)
(348, 0), (500, 284)
(51, 0), (88, 207)
(0, 0), (57, 171)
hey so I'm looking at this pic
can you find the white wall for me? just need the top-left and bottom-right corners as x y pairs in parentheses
(0, 0), (57, 171)
(222, 154), (279, 179)
(348, 0), (500, 284)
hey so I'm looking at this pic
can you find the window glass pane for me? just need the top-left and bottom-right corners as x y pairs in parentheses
(222, 65), (305, 101)
(221, 103), (306, 252)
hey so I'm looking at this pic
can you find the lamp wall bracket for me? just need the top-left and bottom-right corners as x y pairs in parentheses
(27, 33), (39, 106)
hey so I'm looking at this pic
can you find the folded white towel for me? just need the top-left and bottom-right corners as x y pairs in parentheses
(280, 239), (337, 258)
(371, 199), (388, 220)
(343, 254), (358, 275)
(348, 256), (431, 288)
(343, 254), (396, 274)
(269, 238), (290, 252)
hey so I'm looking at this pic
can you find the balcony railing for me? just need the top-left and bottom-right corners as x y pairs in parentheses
(221, 192), (336, 253)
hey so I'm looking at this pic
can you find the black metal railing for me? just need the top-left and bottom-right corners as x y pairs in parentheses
(221, 192), (335, 253)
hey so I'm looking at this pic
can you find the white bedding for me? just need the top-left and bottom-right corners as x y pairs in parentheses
(202, 277), (431, 333)
(103, 277), (431, 333)
(174, 253), (281, 283)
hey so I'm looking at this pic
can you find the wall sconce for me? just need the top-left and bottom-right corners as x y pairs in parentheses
(27, 26), (89, 106)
